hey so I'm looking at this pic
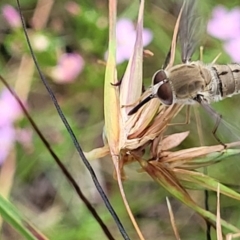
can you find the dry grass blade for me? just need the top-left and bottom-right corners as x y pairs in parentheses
(216, 184), (223, 240)
(84, 145), (110, 161)
(161, 131), (189, 151)
(105, 0), (146, 238)
(137, 158), (193, 203)
(226, 233), (240, 240)
(166, 197), (181, 240)
(114, 155), (145, 240)
(115, 0), (146, 238)
(166, 1), (185, 69)
(159, 142), (240, 165)
(140, 158), (240, 234)
(104, 0), (119, 154)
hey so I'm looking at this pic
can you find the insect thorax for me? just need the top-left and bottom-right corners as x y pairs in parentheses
(155, 61), (240, 106)
(167, 62), (213, 104)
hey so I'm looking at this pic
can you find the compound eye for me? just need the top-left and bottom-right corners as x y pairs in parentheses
(152, 70), (173, 105)
(153, 70), (167, 85)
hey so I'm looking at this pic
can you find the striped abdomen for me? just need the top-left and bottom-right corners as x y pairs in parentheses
(209, 63), (240, 100)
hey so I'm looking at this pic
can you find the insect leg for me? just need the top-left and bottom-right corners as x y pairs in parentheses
(193, 105), (204, 146)
(167, 105), (191, 126)
(195, 95), (226, 148)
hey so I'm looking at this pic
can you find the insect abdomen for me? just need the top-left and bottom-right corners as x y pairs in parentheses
(211, 63), (240, 98)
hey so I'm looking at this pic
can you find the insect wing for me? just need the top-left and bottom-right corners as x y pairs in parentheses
(179, 0), (205, 63)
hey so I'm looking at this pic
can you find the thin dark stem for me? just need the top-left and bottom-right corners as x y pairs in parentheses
(0, 75), (115, 240)
(204, 168), (211, 240)
(16, 1), (130, 239)
(204, 189), (211, 240)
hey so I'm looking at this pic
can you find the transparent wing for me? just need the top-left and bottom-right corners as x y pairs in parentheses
(178, 0), (205, 63)
(163, 0), (205, 67)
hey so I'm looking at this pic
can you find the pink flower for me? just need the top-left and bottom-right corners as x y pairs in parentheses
(65, 1), (81, 15)
(2, 5), (21, 29)
(0, 89), (22, 126)
(0, 124), (15, 164)
(105, 18), (153, 64)
(51, 53), (85, 83)
(207, 5), (240, 40)
(0, 89), (24, 164)
(224, 36), (240, 62)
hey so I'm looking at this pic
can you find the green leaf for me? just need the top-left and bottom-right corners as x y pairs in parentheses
(0, 195), (48, 240)
(175, 169), (240, 201)
(104, 0), (119, 153)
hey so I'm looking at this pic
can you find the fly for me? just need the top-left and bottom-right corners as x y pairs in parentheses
(128, 0), (239, 145)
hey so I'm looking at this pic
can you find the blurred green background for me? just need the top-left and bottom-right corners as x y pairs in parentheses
(1, 0), (240, 239)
